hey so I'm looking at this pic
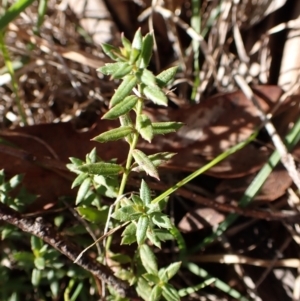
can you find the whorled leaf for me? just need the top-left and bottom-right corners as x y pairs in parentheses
(149, 285), (163, 301)
(132, 149), (160, 180)
(120, 114), (134, 143)
(132, 152), (176, 172)
(143, 85), (168, 106)
(139, 244), (158, 274)
(112, 205), (140, 222)
(71, 173), (88, 188)
(98, 62), (130, 77)
(76, 162), (123, 176)
(121, 222), (137, 245)
(151, 212), (172, 229)
(162, 284), (180, 301)
(139, 33), (154, 68)
(75, 177), (91, 205)
(147, 226), (161, 249)
(140, 179), (152, 205)
(152, 122), (184, 135)
(129, 29), (142, 64)
(161, 262), (181, 282)
(110, 74), (138, 108)
(136, 114), (153, 142)
(103, 95), (138, 120)
(136, 215), (149, 245)
(93, 126), (134, 143)
(156, 66), (178, 87)
(100, 43), (122, 61)
(140, 69), (157, 87)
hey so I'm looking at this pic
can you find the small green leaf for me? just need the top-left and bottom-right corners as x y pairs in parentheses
(112, 63), (133, 79)
(100, 43), (121, 61)
(71, 173), (88, 188)
(69, 157), (84, 167)
(136, 277), (152, 300)
(31, 268), (42, 286)
(143, 85), (168, 106)
(98, 62), (131, 78)
(121, 222), (137, 245)
(140, 69), (157, 87)
(136, 215), (149, 245)
(131, 195), (144, 206)
(132, 152), (176, 173)
(87, 148), (97, 163)
(31, 236), (43, 252)
(151, 212), (172, 229)
(152, 122), (184, 135)
(110, 74), (138, 107)
(130, 29), (143, 63)
(156, 66), (178, 87)
(147, 226), (161, 248)
(143, 273), (160, 284)
(34, 257), (45, 270)
(76, 206), (109, 224)
(155, 229), (174, 241)
(140, 180), (152, 205)
(103, 95), (138, 119)
(139, 33), (154, 68)
(75, 177), (91, 205)
(120, 114), (134, 143)
(132, 149), (160, 180)
(162, 284), (180, 301)
(112, 206), (140, 222)
(162, 262), (181, 281)
(137, 114), (153, 142)
(139, 244), (158, 274)
(121, 34), (132, 52)
(149, 285), (163, 301)
(93, 126), (134, 143)
(77, 162), (123, 176)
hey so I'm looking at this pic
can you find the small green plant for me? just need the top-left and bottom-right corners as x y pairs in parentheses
(67, 29), (184, 300)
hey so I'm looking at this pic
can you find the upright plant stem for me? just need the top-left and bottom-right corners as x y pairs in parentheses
(117, 97), (143, 200)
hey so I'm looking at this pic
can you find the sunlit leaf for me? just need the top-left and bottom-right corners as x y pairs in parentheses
(161, 262), (181, 281)
(132, 149), (160, 180)
(100, 43), (121, 61)
(147, 226), (161, 248)
(151, 212), (172, 229)
(139, 244), (157, 274)
(152, 122), (184, 135)
(130, 29), (143, 63)
(136, 277), (152, 300)
(121, 34), (132, 52)
(140, 69), (157, 87)
(103, 95), (138, 119)
(112, 206), (140, 222)
(93, 126), (133, 143)
(75, 177), (91, 204)
(132, 152), (176, 172)
(98, 62), (131, 78)
(137, 114), (153, 142)
(140, 180), (152, 205)
(131, 194), (144, 206)
(136, 215), (149, 245)
(162, 284), (180, 301)
(121, 222), (137, 245)
(120, 114), (134, 143)
(143, 85), (168, 106)
(156, 66), (178, 87)
(139, 33), (154, 68)
(110, 74), (138, 107)
(77, 162), (123, 176)
(149, 285), (163, 301)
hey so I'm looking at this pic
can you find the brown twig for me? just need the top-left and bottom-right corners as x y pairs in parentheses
(0, 202), (137, 299)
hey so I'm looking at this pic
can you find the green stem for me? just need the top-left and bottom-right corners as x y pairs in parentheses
(117, 97), (143, 200)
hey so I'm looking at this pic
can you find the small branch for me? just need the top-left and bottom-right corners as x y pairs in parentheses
(0, 202), (137, 298)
